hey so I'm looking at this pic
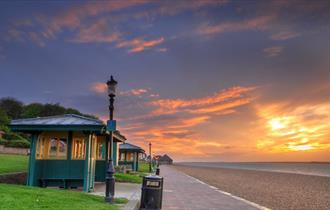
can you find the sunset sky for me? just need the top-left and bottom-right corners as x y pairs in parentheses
(0, 0), (329, 161)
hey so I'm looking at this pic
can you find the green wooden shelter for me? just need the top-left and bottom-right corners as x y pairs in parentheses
(118, 143), (145, 171)
(10, 114), (125, 192)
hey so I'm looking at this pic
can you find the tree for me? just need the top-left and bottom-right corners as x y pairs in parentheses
(0, 97), (99, 121)
(0, 109), (9, 126)
(22, 103), (44, 118)
(81, 113), (98, 119)
(0, 108), (10, 133)
(64, 108), (98, 119)
(40, 103), (66, 117)
(65, 108), (81, 115)
(0, 97), (23, 119)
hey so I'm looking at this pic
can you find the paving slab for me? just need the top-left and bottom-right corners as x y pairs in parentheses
(161, 165), (262, 210)
(93, 182), (140, 198)
(92, 182), (141, 210)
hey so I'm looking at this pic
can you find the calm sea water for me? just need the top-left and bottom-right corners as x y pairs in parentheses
(177, 162), (330, 177)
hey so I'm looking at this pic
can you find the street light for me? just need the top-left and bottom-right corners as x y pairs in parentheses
(105, 75), (118, 203)
(149, 142), (152, 173)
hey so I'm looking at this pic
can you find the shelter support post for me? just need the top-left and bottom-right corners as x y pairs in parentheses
(83, 133), (91, 192)
(27, 133), (38, 186)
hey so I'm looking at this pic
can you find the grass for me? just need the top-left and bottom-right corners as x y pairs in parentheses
(114, 161), (154, 183)
(0, 183), (125, 210)
(115, 173), (143, 184)
(0, 154), (28, 174)
(112, 197), (128, 204)
(114, 161), (154, 184)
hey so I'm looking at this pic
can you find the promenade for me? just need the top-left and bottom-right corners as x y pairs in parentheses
(161, 165), (262, 210)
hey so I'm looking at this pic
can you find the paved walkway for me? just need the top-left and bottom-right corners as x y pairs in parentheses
(92, 182), (141, 210)
(161, 165), (261, 210)
(93, 182), (140, 199)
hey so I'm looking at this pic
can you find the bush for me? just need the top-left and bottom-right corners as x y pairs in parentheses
(2, 132), (25, 141)
(0, 125), (10, 133)
(138, 161), (152, 173)
(115, 166), (126, 173)
(0, 138), (7, 145)
(4, 139), (30, 148)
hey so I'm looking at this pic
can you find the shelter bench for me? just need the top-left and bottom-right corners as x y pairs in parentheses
(39, 178), (83, 189)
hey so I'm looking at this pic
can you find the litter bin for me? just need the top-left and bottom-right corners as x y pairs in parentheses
(140, 175), (163, 210)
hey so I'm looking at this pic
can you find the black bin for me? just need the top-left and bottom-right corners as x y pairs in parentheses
(140, 175), (163, 210)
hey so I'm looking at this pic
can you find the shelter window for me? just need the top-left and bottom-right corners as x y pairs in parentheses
(36, 133), (67, 160)
(120, 152), (125, 161)
(48, 138), (67, 159)
(127, 152), (134, 161)
(72, 138), (86, 160)
(36, 137), (47, 159)
(96, 138), (106, 160)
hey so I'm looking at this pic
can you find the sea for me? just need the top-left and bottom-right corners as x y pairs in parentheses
(177, 162), (330, 177)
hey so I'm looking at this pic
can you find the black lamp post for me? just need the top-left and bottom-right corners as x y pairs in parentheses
(149, 142), (152, 173)
(105, 75), (117, 203)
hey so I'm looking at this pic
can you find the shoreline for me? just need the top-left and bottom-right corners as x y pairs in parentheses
(176, 162), (330, 177)
(176, 161), (330, 164)
(173, 164), (330, 210)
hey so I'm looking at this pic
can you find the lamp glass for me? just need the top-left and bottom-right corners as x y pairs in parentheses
(108, 84), (116, 96)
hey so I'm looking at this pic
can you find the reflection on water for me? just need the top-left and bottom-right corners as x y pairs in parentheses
(178, 162), (330, 177)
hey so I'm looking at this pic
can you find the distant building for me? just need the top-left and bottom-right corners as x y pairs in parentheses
(153, 155), (162, 161)
(157, 154), (173, 165)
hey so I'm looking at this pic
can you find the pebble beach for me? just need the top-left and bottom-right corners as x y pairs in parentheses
(173, 164), (330, 210)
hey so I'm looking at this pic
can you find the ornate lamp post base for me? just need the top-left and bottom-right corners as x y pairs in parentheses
(105, 159), (115, 203)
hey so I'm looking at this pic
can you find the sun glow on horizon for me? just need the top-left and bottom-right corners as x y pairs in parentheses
(257, 103), (330, 152)
(269, 118), (285, 130)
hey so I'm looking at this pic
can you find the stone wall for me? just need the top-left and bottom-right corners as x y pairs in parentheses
(0, 172), (27, 185)
(0, 145), (29, 155)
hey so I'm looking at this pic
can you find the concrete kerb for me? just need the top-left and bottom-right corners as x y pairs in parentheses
(122, 189), (140, 210)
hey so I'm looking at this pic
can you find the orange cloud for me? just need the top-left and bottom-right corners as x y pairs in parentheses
(116, 37), (165, 53)
(149, 86), (256, 115)
(120, 88), (148, 96)
(256, 103), (330, 153)
(45, 1), (150, 34)
(263, 46), (283, 57)
(198, 15), (275, 36)
(270, 31), (300, 41)
(10, 0), (227, 47)
(115, 86), (256, 161)
(6, 1), (150, 46)
(49, 0), (225, 34)
(168, 116), (210, 129)
(90, 83), (150, 98)
(70, 18), (121, 43)
(90, 82), (107, 93)
(135, 0), (228, 18)
(28, 32), (45, 47)
(193, 97), (254, 114)
(5, 28), (47, 47)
